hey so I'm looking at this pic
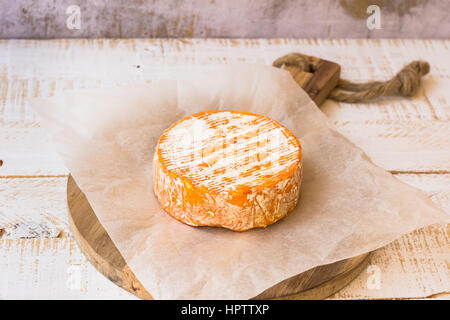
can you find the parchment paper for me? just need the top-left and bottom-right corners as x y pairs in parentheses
(32, 64), (448, 299)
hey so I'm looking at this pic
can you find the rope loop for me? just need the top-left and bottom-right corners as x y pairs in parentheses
(273, 53), (430, 103)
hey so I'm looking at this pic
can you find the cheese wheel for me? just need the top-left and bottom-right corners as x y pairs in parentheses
(153, 110), (302, 231)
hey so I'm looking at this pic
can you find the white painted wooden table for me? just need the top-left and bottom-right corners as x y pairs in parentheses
(0, 39), (449, 300)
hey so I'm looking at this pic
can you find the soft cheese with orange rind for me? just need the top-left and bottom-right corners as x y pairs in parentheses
(153, 110), (302, 231)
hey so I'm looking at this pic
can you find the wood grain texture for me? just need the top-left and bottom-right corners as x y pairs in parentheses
(1, 39), (449, 176)
(1, 120), (448, 176)
(330, 223), (450, 300)
(0, 174), (448, 299)
(0, 238), (137, 300)
(2, 174), (448, 237)
(67, 175), (152, 299)
(67, 174), (371, 300)
(283, 54), (340, 105)
(0, 39), (449, 299)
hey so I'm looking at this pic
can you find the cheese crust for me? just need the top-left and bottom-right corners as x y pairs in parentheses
(153, 110), (302, 231)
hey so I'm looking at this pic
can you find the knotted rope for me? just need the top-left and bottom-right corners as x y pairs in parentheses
(273, 53), (430, 103)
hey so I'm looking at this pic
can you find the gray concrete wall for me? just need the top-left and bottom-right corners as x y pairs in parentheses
(1, 0), (449, 39)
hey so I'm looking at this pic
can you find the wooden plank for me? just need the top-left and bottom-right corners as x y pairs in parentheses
(1, 174), (447, 238)
(0, 238), (136, 299)
(330, 223), (450, 300)
(395, 174), (450, 208)
(1, 39), (449, 175)
(0, 122), (68, 176)
(0, 177), (69, 238)
(0, 225), (447, 300)
(333, 120), (450, 173)
(1, 39), (450, 124)
(1, 119), (448, 177)
(332, 173), (450, 299)
(0, 174), (448, 299)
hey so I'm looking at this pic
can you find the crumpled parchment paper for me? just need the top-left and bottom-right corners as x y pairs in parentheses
(31, 64), (448, 299)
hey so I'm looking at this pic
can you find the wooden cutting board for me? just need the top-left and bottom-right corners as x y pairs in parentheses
(67, 54), (372, 300)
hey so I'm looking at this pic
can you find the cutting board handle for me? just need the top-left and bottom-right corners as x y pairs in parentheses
(273, 52), (430, 105)
(273, 53), (340, 106)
